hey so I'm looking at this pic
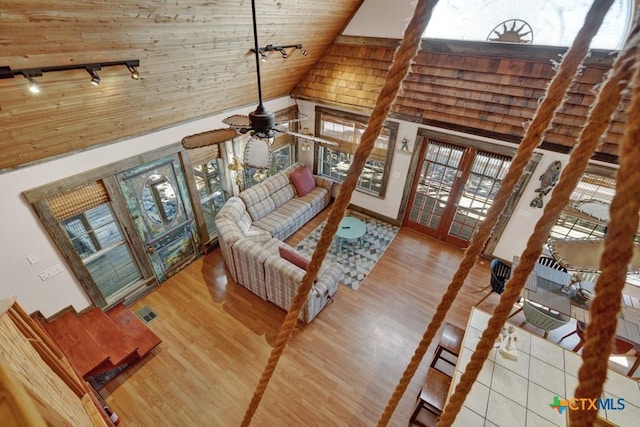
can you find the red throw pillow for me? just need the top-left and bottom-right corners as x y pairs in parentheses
(279, 246), (309, 270)
(290, 165), (316, 196)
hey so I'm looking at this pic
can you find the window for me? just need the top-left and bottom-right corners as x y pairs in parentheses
(61, 204), (142, 300)
(424, 0), (632, 50)
(193, 159), (227, 238)
(28, 181), (145, 307)
(549, 171), (616, 241)
(243, 145), (293, 188)
(316, 107), (397, 197)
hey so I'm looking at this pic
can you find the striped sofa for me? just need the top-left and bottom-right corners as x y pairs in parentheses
(215, 163), (343, 323)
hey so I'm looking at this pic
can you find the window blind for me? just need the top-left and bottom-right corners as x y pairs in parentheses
(46, 181), (109, 220)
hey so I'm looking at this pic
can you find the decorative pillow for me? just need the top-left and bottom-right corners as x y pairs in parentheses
(290, 165), (316, 197)
(279, 246), (310, 270)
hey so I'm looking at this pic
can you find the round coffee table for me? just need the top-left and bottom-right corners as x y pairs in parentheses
(335, 217), (366, 251)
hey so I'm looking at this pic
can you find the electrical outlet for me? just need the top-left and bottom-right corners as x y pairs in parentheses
(26, 253), (40, 265)
(38, 264), (64, 281)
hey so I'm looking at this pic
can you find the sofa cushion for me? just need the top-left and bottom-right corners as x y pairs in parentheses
(240, 182), (270, 209)
(265, 172), (291, 194)
(246, 197), (275, 222)
(297, 186), (330, 214)
(253, 210), (296, 240)
(279, 246), (309, 270)
(216, 197), (252, 234)
(271, 184), (295, 207)
(290, 165), (316, 196)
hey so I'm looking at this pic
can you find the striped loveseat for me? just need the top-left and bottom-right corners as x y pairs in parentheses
(215, 163), (343, 323)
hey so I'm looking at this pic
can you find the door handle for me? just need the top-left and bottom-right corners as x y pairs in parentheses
(146, 244), (155, 254)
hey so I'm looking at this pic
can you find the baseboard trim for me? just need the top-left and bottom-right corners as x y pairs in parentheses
(347, 204), (402, 227)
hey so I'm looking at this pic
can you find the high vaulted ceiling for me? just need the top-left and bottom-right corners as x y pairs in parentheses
(0, 0), (363, 171)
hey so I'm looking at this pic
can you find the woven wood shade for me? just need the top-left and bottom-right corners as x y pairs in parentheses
(46, 182), (108, 220)
(188, 145), (219, 165)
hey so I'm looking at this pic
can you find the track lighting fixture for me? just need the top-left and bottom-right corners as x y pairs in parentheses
(0, 59), (140, 94)
(250, 44), (308, 61)
(86, 66), (101, 86)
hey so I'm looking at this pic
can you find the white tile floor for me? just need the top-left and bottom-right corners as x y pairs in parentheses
(448, 308), (640, 427)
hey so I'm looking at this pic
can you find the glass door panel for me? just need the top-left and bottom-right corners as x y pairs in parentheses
(406, 140), (464, 235)
(447, 152), (511, 245)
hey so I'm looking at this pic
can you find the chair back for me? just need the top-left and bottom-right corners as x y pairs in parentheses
(490, 259), (511, 294)
(622, 306), (640, 325)
(523, 300), (570, 332)
(537, 256), (567, 272)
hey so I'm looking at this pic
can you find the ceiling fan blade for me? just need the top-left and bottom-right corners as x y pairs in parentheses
(223, 114), (251, 129)
(285, 130), (339, 146)
(275, 112), (309, 126)
(181, 128), (238, 149)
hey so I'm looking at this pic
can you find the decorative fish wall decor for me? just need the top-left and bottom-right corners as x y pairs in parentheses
(530, 160), (562, 208)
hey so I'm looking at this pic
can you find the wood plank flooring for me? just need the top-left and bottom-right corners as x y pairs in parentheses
(101, 208), (496, 426)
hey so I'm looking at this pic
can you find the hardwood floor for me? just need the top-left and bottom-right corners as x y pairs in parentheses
(101, 209), (496, 426)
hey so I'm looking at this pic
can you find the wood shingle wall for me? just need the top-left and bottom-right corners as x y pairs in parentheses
(293, 36), (623, 163)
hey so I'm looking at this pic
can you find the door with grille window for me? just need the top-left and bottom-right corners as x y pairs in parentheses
(404, 139), (511, 248)
(117, 154), (199, 281)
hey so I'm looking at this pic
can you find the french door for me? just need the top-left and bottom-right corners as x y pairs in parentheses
(404, 139), (511, 248)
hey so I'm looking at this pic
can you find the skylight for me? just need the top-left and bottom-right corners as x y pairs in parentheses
(423, 0), (633, 50)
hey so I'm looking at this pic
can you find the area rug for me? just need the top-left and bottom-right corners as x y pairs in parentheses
(295, 212), (400, 290)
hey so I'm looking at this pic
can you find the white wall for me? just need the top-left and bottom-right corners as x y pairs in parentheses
(0, 97), (294, 318)
(343, 0), (417, 39)
(492, 151), (569, 261)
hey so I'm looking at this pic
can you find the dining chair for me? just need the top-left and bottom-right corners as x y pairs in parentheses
(537, 256), (568, 272)
(475, 259), (511, 307)
(520, 300), (570, 338)
(562, 320), (640, 377)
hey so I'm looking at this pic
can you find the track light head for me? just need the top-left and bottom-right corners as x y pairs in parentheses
(86, 66), (101, 86)
(19, 70), (42, 94)
(126, 64), (140, 80)
(27, 76), (40, 94)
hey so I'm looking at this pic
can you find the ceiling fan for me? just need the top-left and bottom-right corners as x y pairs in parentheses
(181, 0), (337, 154)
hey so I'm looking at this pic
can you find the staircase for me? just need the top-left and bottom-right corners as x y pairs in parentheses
(42, 304), (161, 382)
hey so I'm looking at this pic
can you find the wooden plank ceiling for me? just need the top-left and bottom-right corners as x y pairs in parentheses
(0, 0), (363, 171)
(293, 36), (625, 163)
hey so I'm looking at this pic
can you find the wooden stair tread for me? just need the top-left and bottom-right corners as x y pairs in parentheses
(42, 312), (110, 377)
(80, 307), (139, 368)
(106, 304), (162, 357)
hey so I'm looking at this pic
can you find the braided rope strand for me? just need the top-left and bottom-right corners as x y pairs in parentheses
(240, 1), (439, 425)
(382, 1), (614, 425)
(569, 40), (640, 427)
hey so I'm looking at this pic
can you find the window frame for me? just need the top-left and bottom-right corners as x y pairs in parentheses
(314, 106), (398, 198)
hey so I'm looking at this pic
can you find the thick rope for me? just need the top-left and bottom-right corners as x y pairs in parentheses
(240, 1), (440, 425)
(439, 6), (635, 427)
(380, 1), (614, 425)
(569, 37), (640, 427)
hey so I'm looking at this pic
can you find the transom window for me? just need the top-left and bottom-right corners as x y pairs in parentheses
(316, 106), (397, 197)
(424, 0), (632, 50)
